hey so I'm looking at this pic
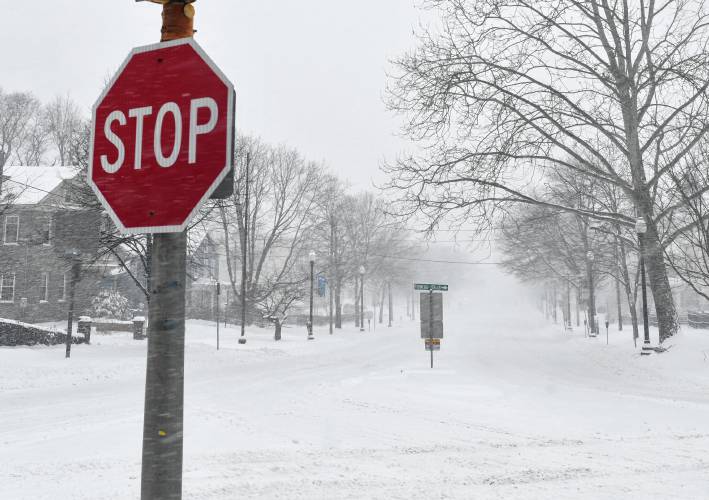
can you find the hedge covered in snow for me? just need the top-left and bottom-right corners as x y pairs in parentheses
(0, 319), (88, 347)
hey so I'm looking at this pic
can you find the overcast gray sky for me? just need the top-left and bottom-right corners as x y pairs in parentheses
(1, 1), (424, 189)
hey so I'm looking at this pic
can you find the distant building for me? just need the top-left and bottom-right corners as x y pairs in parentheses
(187, 227), (231, 320)
(0, 166), (102, 322)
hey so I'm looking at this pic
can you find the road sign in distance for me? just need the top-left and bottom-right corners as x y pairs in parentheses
(414, 283), (448, 291)
(419, 293), (443, 322)
(421, 320), (443, 339)
(425, 338), (441, 351)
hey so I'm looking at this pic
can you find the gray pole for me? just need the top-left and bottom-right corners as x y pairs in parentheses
(140, 5), (192, 498)
(329, 220), (334, 335)
(639, 234), (652, 354)
(565, 278), (571, 330)
(239, 153), (250, 345)
(388, 281), (393, 327)
(308, 258), (314, 340)
(360, 272), (365, 332)
(614, 239), (623, 331)
(429, 289), (433, 369)
(65, 253), (81, 358)
(216, 282), (220, 350)
(141, 232), (186, 500)
(587, 258), (597, 335)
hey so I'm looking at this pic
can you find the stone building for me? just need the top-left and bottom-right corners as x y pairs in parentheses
(0, 166), (103, 322)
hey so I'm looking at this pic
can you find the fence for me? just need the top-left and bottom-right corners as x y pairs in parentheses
(687, 311), (709, 329)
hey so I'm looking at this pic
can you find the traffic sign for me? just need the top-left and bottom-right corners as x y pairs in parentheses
(420, 292), (444, 339)
(425, 338), (441, 351)
(89, 38), (235, 234)
(420, 320), (443, 339)
(414, 283), (448, 291)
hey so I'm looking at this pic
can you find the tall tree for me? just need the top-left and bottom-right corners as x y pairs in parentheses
(45, 94), (82, 165)
(312, 174), (348, 330)
(216, 136), (323, 321)
(386, 0), (709, 341)
(0, 89), (41, 197)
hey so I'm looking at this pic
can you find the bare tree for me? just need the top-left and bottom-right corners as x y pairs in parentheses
(45, 94), (82, 165)
(312, 174), (349, 330)
(0, 89), (41, 196)
(15, 112), (50, 166)
(664, 145), (709, 303)
(216, 136), (323, 323)
(386, 0), (709, 341)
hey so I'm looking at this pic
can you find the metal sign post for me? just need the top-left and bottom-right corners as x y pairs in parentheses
(89, 2), (235, 499)
(216, 281), (220, 350)
(416, 284), (446, 368)
(429, 289), (433, 368)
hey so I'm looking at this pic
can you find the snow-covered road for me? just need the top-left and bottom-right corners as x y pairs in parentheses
(2, 283), (709, 499)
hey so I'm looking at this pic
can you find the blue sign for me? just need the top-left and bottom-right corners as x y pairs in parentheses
(317, 276), (327, 297)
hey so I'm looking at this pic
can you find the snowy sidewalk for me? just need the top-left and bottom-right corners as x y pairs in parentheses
(1, 309), (709, 499)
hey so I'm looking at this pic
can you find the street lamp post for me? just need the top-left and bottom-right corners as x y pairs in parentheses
(586, 250), (597, 336)
(359, 265), (365, 332)
(635, 218), (652, 355)
(565, 276), (571, 330)
(308, 251), (315, 340)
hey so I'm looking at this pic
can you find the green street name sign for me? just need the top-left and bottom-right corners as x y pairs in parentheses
(414, 283), (448, 291)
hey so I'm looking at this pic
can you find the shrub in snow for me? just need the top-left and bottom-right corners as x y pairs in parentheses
(0, 320), (88, 346)
(90, 290), (130, 320)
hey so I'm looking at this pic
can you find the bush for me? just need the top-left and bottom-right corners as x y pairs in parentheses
(0, 320), (88, 347)
(90, 290), (130, 320)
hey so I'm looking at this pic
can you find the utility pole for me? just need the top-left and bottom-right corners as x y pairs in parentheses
(0, 150), (5, 197)
(329, 219), (334, 334)
(636, 218), (652, 355)
(429, 289), (433, 369)
(308, 251), (315, 340)
(613, 239), (623, 331)
(239, 153), (250, 345)
(64, 250), (81, 358)
(586, 251), (597, 335)
(140, 2), (193, 498)
(216, 281), (220, 350)
(565, 277), (571, 330)
(387, 281), (393, 327)
(406, 288), (411, 320)
(359, 266), (365, 332)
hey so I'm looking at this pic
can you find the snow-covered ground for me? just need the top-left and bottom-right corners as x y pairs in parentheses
(2, 280), (709, 499)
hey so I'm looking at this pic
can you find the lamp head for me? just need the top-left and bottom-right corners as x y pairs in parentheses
(359, 265), (365, 275)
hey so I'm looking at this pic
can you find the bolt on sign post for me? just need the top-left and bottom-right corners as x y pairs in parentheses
(90, 2), (235, 499)
(416, 283), (446, 368)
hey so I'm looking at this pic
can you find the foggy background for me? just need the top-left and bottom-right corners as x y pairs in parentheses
(0, 0), (424, 190)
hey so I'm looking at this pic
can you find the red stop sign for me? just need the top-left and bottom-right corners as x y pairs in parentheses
(89, 38), (234, 234)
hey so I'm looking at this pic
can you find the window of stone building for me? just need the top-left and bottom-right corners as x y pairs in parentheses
(41, 217), (52, 246)
(3, 215), (19, 245)
(60, 272), (67, 302)
(39, 273), (49, 303)
(64, 183), (75, 204)
(0, 274), (15, 302)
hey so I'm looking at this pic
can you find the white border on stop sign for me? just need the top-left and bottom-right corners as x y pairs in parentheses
(88, 37), (235, 235)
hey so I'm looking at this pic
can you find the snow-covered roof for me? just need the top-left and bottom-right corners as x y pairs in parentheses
(2, 165), (79, 205)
